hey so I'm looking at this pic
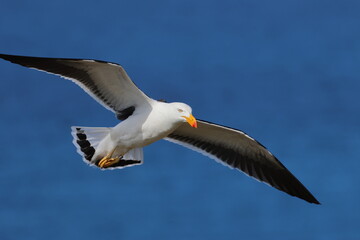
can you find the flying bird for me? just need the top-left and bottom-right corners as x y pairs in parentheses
(0, 54), (319, 204)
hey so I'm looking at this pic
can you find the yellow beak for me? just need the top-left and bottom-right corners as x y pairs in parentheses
(182, 114), (198, 128)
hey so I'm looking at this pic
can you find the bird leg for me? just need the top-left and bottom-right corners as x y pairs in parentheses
(97, 148), (122, 169)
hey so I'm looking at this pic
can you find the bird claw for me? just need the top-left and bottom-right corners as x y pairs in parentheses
(97, 155), (121, 168)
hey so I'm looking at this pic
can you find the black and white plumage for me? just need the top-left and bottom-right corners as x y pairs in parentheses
(0, 54), (319, 204)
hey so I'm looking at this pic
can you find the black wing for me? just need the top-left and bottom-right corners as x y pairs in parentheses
(166, 120), (320, 204)
(0, 54), (152, 120)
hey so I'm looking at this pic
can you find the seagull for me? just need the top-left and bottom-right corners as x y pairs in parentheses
(0, 54), (319, 204)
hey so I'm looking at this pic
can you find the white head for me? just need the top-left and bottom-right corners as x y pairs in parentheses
(170, 102), (197, 128)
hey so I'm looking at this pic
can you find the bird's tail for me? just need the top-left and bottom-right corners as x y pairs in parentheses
(71, 126), (144, 169)
(71, 126), (111, 163)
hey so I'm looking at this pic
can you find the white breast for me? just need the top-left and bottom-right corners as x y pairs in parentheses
(110, 102), (182, 149)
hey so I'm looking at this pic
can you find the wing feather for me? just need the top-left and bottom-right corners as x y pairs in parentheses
(0, 54), (152, 119)
(165, 120), (320, 204)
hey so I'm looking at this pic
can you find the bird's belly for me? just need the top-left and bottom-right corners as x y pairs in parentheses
(139, 127), (174, 146)
(111, 117), (179, 149)
(117, 126), (173, 148)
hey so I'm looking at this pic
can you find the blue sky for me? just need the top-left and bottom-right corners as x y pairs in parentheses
(0, 1), (359, 239)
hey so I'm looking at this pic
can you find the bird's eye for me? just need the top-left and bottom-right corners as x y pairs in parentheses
(177, 108), (184, 113)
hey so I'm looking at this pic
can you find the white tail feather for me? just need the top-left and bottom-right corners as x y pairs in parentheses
(123, 148), (144, 161)
(71, 126), (144, 170)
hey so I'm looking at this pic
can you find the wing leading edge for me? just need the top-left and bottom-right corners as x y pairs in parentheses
(0, 54), (152, 120)
(166, 120), (320, 204)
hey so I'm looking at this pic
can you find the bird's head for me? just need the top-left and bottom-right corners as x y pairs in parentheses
(171, 102), (197, 128)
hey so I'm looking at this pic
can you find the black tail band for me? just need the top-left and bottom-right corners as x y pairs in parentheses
(75, 128), (95, 161)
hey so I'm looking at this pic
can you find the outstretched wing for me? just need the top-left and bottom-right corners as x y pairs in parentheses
(165, 120), (319, 204)
(0, 54), (152, 120)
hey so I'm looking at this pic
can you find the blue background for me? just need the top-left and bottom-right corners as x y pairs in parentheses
(0, 0), (359, 239)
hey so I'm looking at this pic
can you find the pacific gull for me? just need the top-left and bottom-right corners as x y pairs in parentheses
(0, 54), (319, 204)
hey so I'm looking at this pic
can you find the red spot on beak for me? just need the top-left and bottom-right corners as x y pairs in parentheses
(183, 114), (197, 128)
